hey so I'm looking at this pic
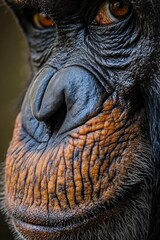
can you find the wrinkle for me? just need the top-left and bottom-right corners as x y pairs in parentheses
(6, 92), (146, 214)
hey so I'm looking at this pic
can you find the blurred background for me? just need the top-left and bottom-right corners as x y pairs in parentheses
(0, 2), (28, 239)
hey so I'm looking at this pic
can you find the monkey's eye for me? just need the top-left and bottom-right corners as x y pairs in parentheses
(95, 0), (131, 25)
(33, 13), (56, 29)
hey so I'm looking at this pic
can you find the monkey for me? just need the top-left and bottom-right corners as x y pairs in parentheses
(2, 0), (160, 239)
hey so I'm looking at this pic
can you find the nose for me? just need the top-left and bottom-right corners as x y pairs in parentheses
(29, 66), (108, 139)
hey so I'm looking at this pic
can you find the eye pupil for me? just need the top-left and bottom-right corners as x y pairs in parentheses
(110, 1), (130, 18)
(112, 2), (122, 10)
(39, 13), (54, 26)
(34, 13), (56, 29)
(94, 0), (130, 26)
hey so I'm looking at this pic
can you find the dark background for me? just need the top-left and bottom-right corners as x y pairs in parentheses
(0, 2), (29, 238)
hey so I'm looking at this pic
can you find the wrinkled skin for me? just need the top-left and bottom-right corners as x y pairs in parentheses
(3, 0), (160, 239)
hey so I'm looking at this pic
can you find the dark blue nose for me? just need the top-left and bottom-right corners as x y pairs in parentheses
(22, 66), (109, 142)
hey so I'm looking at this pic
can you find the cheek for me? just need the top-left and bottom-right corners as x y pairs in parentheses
(5, 98), (145, 214)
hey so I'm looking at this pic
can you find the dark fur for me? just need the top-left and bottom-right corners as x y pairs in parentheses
(2, 0), (160, 239)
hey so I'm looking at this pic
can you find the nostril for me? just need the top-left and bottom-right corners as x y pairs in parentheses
(45, 103), (67, 137)
(29, 67), (68, 138)
(30, 67), (64, 122)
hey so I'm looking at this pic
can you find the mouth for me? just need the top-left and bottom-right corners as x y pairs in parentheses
(11, 184), (140, 240)
(13, 219), (68, 240)
(12, 203), (113, 238)
(12, 204), (115, 240)
(13, 202), (114, 231)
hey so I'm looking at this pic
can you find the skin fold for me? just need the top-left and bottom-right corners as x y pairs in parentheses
(2, 0), (160, 239)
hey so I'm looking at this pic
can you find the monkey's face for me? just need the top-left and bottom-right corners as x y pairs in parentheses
(4, 0), (160, 240)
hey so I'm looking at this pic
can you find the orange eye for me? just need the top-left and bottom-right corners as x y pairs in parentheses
(95, 0), (130, 25)
(33, 13), (56, 29)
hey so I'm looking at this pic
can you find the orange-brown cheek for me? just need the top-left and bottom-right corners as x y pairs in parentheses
(5, 97), (143, 214)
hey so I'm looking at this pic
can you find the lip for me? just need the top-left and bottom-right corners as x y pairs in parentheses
(11, 184), (141, 240)
(12, 201), (114, 230)
(13, 219), (64, 240)
(12, 205), (107, 240)
(12, 200), (117, 240)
